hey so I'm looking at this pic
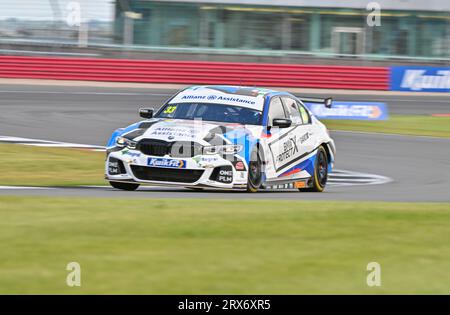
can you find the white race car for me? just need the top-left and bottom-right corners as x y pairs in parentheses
(105, 86), (336, 192)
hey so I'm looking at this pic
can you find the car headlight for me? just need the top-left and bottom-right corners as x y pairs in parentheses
(203, 144), (242, 155)
(116, 136), (137, 149)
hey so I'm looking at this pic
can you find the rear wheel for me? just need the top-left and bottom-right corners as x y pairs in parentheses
(299, 146), (328, 192)
(247, 147), (263, 193)
(109, 181), (140, 191)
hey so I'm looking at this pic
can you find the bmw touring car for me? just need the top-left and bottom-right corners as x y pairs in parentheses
(105, 86), (336, 192)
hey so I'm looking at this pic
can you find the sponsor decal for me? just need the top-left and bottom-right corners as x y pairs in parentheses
(269, 130), (313, 172)
(235, 161), (245, 171)
(217, 169), (233, 184)
(210, 166), (233, 183)
(180, 95), (207, 100)
(108, 158), (124, 175)
(277, 136), (299, 165)
(298, 132), (310, 145)
(390, 66), (450, 92)
(305, 102), (388, 120)
(121, 149), (141, 157)
(294, 181), (306, 189)
(168, 88), (265, 110)
(150, 126), (198, 139)
(274, 132), (311, 166)
(180, 94), (257, 105)
(148, 157), (186, 168)
(216, 95), (256, 105)
(108, 161), (119, 175)
(193, 156), (220, 167)
(199, 156), (219, 163)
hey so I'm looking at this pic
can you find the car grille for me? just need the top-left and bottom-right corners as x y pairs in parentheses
(137, 139), (203, 158)
(130, 165), (204, 183)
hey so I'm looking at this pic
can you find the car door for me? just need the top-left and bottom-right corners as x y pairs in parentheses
(264, 96), (291, 179)
(285, 98), (316, 163)
(266, 96), (315, 178)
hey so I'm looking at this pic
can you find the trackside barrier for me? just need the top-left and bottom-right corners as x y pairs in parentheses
(0, 56), (390, 90)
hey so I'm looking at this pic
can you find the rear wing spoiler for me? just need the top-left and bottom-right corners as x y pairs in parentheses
(299, 97), (333, 108)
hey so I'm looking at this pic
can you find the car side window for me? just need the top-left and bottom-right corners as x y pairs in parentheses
(297, 101), (311, 124)
(267, 97), (287, 126)
(282, 97), (302, 125)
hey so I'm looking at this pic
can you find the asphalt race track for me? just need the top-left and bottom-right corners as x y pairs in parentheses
(1, 84), (450, 202)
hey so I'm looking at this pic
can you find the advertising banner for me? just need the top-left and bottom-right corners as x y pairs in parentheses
(305, 102), (389, 120)
(390, 66), (450, 92)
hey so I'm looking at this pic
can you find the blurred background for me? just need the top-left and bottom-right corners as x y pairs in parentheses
(0, 0), (449, 65)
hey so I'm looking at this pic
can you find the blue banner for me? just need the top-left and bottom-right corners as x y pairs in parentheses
(305, 102), (389, 121)
(390, 66), (450, 92)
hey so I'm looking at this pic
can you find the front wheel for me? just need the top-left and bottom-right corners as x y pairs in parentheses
(247, 147), (263, 193)
(299, 146), (328, 192)
(109, 181), (140, 191)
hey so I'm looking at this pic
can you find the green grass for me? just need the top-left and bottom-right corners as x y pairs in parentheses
(1, 196), (450, 294)
(0, 144), (105, 186)
(324, 115), (450, 138)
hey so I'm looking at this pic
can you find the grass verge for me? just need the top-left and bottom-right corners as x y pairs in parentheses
(324, 115), (450, 138)
(0, 144), (105, 186)
(1, 196), (449, 294)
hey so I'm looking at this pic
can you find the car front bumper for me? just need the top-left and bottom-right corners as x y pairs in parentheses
(105, 148), (249, 189)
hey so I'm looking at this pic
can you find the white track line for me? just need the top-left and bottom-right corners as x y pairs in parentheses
(0, 135), (104, 150)
(0, 186), (52, 190)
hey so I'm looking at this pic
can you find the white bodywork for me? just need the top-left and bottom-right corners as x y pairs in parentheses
(105, 86), (336, 190)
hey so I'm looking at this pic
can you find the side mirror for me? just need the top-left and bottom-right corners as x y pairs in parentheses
(272, 118), (292, 128)
(139, 108), (154, 119)
(324, 98), (333, 108)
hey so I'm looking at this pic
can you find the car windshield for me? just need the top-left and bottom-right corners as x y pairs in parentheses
(155, 103), (263, 125)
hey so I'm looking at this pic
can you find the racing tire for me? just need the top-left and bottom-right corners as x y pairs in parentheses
(109, 181), (140, 191)
(299, 146), (328, 193)
(247, 146), (263, 193)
